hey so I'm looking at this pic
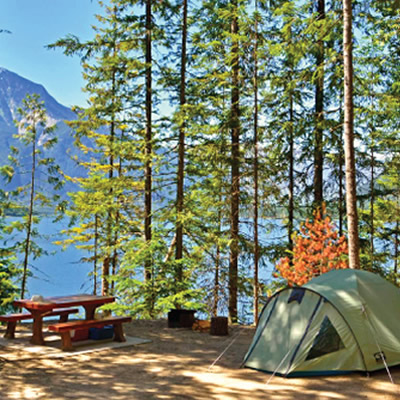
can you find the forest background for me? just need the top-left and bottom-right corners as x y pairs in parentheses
(1, 0), (400, 325)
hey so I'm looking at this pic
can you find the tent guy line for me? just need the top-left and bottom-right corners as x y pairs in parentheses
(208, 330), (243, 371)
(360, 304), (394, 384)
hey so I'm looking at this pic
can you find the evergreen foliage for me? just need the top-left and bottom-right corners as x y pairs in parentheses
(0, 94), (63, 299)
(3, 0), (400, 322)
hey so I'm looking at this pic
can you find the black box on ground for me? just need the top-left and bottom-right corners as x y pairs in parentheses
(89, 325), (114, 340)
(167, 309), (196, 328)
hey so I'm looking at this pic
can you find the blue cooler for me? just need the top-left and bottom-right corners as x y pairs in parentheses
(89, 325), (114, 340)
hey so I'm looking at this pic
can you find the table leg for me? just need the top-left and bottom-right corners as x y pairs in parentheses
(83, 304), (97, 320)
(113, 323), (126, 342)
(28, 310), (46, 345)
(4, 321), (17, 339)
(60, 332), (74, 351)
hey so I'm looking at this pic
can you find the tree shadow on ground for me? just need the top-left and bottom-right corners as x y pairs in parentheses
(0, 320), (399, 400)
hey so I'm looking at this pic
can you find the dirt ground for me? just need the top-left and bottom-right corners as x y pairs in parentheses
(0, 319), (399, 400)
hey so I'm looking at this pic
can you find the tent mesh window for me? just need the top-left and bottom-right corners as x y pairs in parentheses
(305, 316), (345, 361)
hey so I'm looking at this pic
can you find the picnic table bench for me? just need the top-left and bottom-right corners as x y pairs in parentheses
(48, 316), (132, 351)
(0, 308), (79, 339)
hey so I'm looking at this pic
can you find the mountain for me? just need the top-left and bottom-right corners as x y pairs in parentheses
(0, 67), (75, 126)
(0, 67), (79, 195)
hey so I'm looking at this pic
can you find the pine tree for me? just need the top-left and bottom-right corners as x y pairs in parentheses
(175, 0), (188, 288)
(228, 0), (241, 324)
(143, 0), (154, 314)
(263, 0), (310, 247)
(0, 199), (17, 312)
(355, 1), (400, 277)
(313, 0), (325, 207)
(50, 1), (145, 299)
(343, 0), (360, 269)
(252, 0), (260, 325)
(0, 94), (62, 299)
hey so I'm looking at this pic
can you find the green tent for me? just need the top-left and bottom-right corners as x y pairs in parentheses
(243, 269), (400, 377)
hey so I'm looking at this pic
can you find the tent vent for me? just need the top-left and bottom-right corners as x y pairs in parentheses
(288, 288), (305, 304)
(306, 316), (344, 361)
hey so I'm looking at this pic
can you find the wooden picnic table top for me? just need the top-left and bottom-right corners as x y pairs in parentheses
(14, 294), (115, 311)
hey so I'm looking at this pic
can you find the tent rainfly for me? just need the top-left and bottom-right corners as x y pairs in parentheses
(243, 269), (400, 377)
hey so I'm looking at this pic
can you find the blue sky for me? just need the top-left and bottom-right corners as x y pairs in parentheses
(0, 0), (105, 107)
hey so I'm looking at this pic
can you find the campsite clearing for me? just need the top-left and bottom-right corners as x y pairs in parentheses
(0, 319), (399, 399)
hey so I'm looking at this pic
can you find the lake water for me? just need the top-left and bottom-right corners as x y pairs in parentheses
(6, 217), (93, 298)
(10, 217), (281, 298)
(6, 216), (281, 324)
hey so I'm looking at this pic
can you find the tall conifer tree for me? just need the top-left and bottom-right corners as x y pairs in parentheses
(175, 0), (188, 286)
(1, 94), (61, 299)
(314, 0), (325, 207)
(229, 0), (241, 324)
(144, 0), (154, 314)
(343, 0), (360, 269)
(252, 0), (260, 325)
(50, 1), (145, 299)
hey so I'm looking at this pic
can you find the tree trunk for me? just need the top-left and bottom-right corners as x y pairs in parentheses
(314, 0), (325, 207)
(395, 217), (399, 274)
(338, 136), (344, 237)
(145, 0), (154, 313)
(212, 240), (220, 317)
(101, 257), (110, 296)
(111, 131), (125, 293)
(288, 91), (294, 250)
(253, 0), (260, 326)
(343, 0), (360, 269)
(93, 214), (99, 295)
(287, 24), (295, 251)
(102, 55), (116, 296)
(111, 178), (122, 293)
(175, 0), (188, 284)
(229, 0), (240, 324)
(370, 140), (375, 264)
(21, 125), (37, 300)
(213, 200), (223, 317)
(394, 196), (400, 275)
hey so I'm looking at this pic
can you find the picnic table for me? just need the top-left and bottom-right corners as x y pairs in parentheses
(13, 294), (115, 345)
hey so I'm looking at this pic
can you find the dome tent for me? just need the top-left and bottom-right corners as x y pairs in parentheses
(243, 269), (400, 377)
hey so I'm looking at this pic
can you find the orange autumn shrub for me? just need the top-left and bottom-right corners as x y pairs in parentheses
(276, 205), (349, 286)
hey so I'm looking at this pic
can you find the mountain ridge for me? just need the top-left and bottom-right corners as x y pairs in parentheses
(0, 67), (75, 126)
(0, 67), (79, 195)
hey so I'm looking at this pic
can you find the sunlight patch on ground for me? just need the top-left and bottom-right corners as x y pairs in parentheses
(183, 371), (265, 393)
(9, 386), (44, 399)
(184, 370), (355, 400)
(148, 366), (163, 373)
(301, 391), (345, 399)
(372, 380), (400, 397)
